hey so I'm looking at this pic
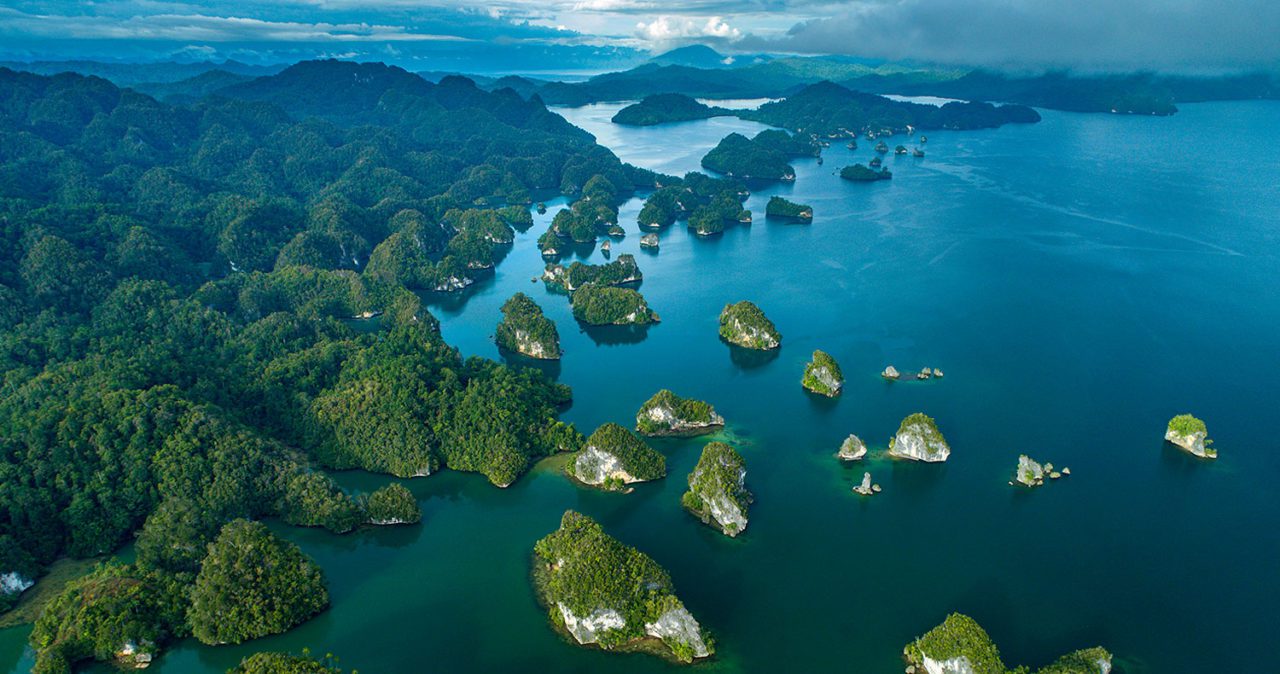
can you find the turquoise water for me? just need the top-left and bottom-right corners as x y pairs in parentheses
(4, 100), (1278, 673)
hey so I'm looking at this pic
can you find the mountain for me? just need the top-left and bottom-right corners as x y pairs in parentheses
(648, 45), (734, 69)
(0, 59), (282, 86)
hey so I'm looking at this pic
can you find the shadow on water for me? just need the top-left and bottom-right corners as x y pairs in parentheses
(498, 349), (563, 380)
(803, 390), (842, 415)
(725, 343), (781, 370)
(579, 322), (653, 346)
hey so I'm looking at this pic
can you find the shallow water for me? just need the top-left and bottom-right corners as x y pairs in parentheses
(3, 100), (1277, 674)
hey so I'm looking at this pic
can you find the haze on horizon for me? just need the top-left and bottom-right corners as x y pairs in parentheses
(1, 0), (1278, 74)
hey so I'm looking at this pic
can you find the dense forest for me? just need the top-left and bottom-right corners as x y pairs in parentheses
(0, 59), (665, 669)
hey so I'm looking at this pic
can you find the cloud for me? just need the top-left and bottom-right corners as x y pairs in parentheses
(737, 0), (1280, 72)
(635, 15), (741, 46)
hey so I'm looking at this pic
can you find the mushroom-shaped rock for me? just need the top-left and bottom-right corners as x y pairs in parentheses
(888, 413), (950, 462)
(837, 434), (867, 460)
(1165, 414), (1216, 458)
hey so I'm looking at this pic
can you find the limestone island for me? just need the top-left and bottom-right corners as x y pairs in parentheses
(571, 285), (659, 326)
(883, 365), (945, 381)
(853, 472), (881, 496)
(567, 423), (666, 491)
(532, 511), (713, 663)
(495, 292), (561, 359)
(1013, 455), (1067, 487)
(701, 132), (796, 182)
(888, 413), (950, 462)
(682, 442), (752, 537)
(1165, 414), (1216, 458)
(636, 389), (724, 437)
(841, 164), (893, 182)
(640, 233), (660, 250)
(837, 434), (867, 460)
(544, 254), (642, 292)
(718, 301), (782, 350)
(612, 93), (729, 126)
(802, 350), (844, 397)
(904, 613), (1112, 674)
(765, 196), (813, 223)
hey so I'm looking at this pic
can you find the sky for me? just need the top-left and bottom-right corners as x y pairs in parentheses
(1, 0), (1277, 73)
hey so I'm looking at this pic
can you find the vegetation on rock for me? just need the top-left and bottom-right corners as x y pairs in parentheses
(363, 484), (421, 525)
(840, 164), (893, 181)
(801, 350), (844, 397)
(905, 613), (1113, 674)
(765, 197), (813, 222)
(701, 132), (795, 181)
(568, 423), (667, 489)
(495, 293), (561, 359)
(612, 94), (728, 126)
(570, 285), (659, 325)
(636, 390), (724, 436)
(682, 442), (752, 537)
(230, 650), (351, 674)
(718, 301), (782, 350)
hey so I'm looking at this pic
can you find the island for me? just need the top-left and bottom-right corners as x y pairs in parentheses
(689, 192), (751, 236)
(612, 93), (728, 126)
(888, 413), (951, 462)
(852, 472), (881, 496)
(640, 233), (660, 249)
(636, 389), (724, 437)
(364, 483), (423, 525)
(701, 132), (796, 182)
(543, 254), (643, 291)
(718, 301), (782, 350)
(571, 285), (659, 325)
(567, 423), (666, 491)
(495, 292), (561, 359)
(840, 163), (892, 181)
(765, 196), (813, 223)
(682, 442), (752, 537)
(801, 350), (844, 397)
(231, 651), (350, 673)
(837, 434), (867, 460)
(635, 173), (749, 236)
(1165, 414), (1216, 458)
(532, 511), (713, 663)
(904, 613), (1112, 674)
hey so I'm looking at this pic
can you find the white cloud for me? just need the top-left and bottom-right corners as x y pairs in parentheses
(634, 15), (740, 45)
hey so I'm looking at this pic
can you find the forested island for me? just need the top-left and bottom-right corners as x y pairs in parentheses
(612, 93), (729, 126)
(765, 196), (813, 222)
(841, 164), (893, 181)
(718, 301), (782, 350)
(570, 285), (659, 325)
(543, 254), (642, 291)
(495, 293), (561, 359)
(567, 423), (666, 490)
(889, 413), (951, 462)
(0, 59), (681, 667)
(682, 442), (752, 537)
(905, 613), (1112, 674)
(801, 350), (844, 397)
(701, 132), (796, 182)
(532, 511), (713, 662)
(636, 390), (725, 436)
(635, 172), (749, 236)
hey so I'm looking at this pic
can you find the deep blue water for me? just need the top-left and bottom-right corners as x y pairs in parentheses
(3, 100), (1277, 673)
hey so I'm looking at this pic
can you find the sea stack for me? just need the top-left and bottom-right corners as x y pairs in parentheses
(495, 293), (561, 359)
(882, 365), (900, 380)
(1165, 414), (1216, 458)
(837, 434), (867, 460)
(1015, 455), (1046, 487)
(682, 442), (752, 537)
(718, 301), (782, 350)
(853, 472), (878, 496)
(636, 390), (725, 437)
(801, 350), (844, 397)
(888, 413), (950, 462)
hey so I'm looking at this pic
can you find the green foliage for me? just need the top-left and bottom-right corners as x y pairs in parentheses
(551, 254), (642, 291)
(532, 511), (711, 662)
(749, 129), (821, 158)
(840, 163), (892, 181)
(363, 483), (422, 525)
(700, 133), (795, 181)
(230, 650), (352, 674)
(1167, 414), (1207, 436)
(635, 390), (721, 436)
(1035, 647), (1114, 674)
(683, 442), (751, 536)
(189, 519), (329, 646)
(570, 285), (658, 325)
(495, 292), (561, 359)
(765, 196), (813, 221)
(28, 562), (175, 674)
(573, 423), (666, 484)
(905, 613), (1007, 674)
(801, 350), (844, 397)
(718, 301), (781, 349)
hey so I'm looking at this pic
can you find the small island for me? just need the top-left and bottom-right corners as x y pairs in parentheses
(1165, 414), (1216, 458)
(636, 389), (724, 437)
(801, 350), (844, 397)
(532, 511), (713, 663)
(682, 442), (752, 537)
(852, 472), (881, 496)
(640, 233), (659, 250)
(840, 163), (892, 182)
(544, 254), (642, 291)
(568, 423), (667, 491)
(701, 132), (796, 182)
(496, 292), (561, 359)
(904, 613), (1112, 674)
(764, 196), (813, 223)
(231, 651), (350, 673)
(364, 483), (422, 524)
(888, 412), (950, 462)
(718, 301), (782, 350)
(612, 93), (728, 126)
(837, 434), (867, 460)
(571, 285), (659, 325)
